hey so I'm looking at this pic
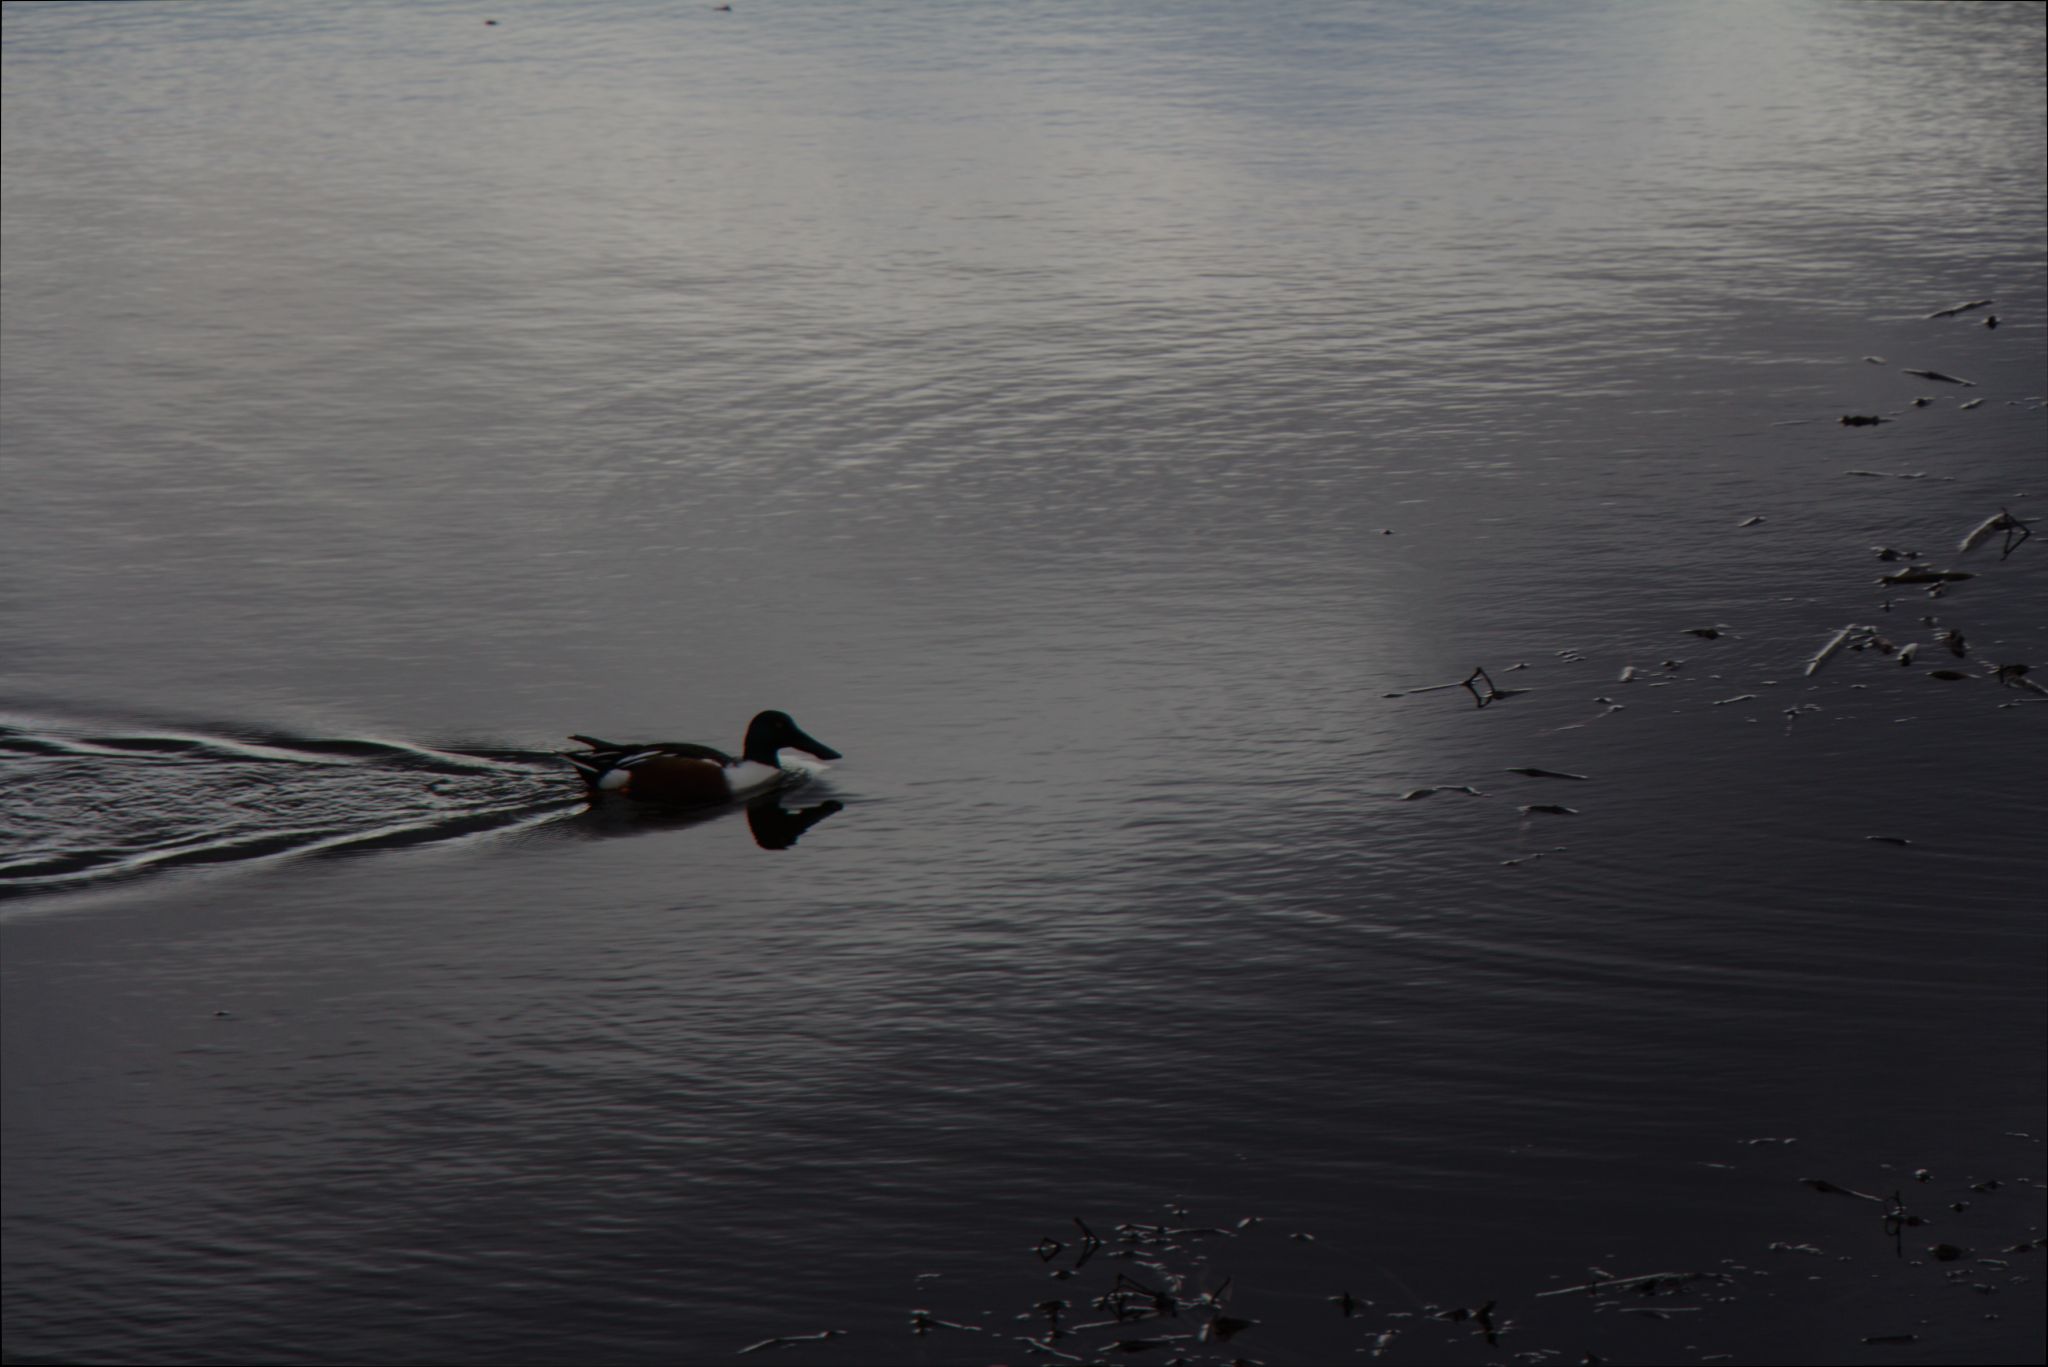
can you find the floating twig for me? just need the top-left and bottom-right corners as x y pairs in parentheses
(1806, 624), (1878, 676)
(1958, 509), (2031, 559)
(738, 1329), (846, 1354)
(1924, 299), (1993, 319)
(1462, 666), (1524, 708)
(1901, 367), (1975, 386)
(1536, 1271), (1721, 1298)
(1878, 566), (1973, 585)
(910, 1308), (983, 1335)
(1992, 663), (2048, 695)
(1072, 1217), (1105, 1269)
(1802, 1178), (1885, 1203)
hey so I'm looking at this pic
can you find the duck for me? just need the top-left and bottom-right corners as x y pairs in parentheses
(564, 710), (840, 805)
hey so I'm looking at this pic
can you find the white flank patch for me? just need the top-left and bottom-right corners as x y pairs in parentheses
(724, 761), (786, 799)
(597, 768), (632, 791)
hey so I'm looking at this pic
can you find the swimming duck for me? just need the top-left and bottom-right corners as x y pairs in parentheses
(564, 710), (840, 805)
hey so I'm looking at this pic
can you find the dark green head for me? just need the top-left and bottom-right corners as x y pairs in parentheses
(742, 711), (841, 766)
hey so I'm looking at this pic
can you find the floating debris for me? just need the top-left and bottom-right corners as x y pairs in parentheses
(1840, 414), (1890, 426)
(1805, 624), (1876, 677)
(1993, 663), (2048, 695)
(1961, 398), (1984, 410)
(1072, 1217), (1105, 1268)
(1958, 508), (2031, 559)
(1713, 693), (1758, 706)
(1901, 367), (1975, 386)
(1911, 396), (1932, 407)
(1927, 669), (1971, 681)
(1738, 515), (1765, 527)
(1507, 767), (1588, 780)
(909, 1309), (983, 1336)
(738, 1329), (846, 1355)
(1461, 666), (1524, 709)
(1684, 625), (1730, 639)
(1862, 355), (1887, 364)
(1878, 566), (1973, 585)
(1536, 1270), (1723, 1299)
(1520, 803), (1578, 816)
(1925, 299), (1994, 318)
(1801, 1178), (1885, 1203)
(1865, 836), (1912, 847)
(1199, 1314), (1256, 1344)
(1400, 785), (1485, 800)
(1434, 1301), (1501, 1346)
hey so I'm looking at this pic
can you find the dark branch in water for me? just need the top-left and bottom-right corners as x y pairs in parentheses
(1958, 509), (2031, 560)
(1462, 666), (1525, 708)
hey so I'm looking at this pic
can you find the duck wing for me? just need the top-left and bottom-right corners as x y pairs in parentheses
(566, 735), (735, 766)
(565, 733), (741, 786)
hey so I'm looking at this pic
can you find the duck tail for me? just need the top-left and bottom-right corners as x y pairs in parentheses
(563, 736), (629, 790)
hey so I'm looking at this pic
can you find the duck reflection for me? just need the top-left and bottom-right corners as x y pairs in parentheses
(561, 788), (844, 851)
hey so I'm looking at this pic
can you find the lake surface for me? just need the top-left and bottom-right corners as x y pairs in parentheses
(4, 3), (2044, 1364)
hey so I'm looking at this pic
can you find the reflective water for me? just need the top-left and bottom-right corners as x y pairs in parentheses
(4, 3), (2044, 1363)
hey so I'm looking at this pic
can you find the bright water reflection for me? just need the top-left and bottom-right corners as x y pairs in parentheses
(4, 2), (2045, 1363)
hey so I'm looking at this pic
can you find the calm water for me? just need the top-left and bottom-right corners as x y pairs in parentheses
(4, 3), (2045, 1363)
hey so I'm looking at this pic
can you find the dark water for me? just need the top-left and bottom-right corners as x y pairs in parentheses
(4, 3), (2044, 1363)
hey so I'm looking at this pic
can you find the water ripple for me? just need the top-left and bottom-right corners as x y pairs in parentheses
(0, 715), (582, 900)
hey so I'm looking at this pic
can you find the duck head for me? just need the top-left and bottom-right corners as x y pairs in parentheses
(742, 710), (841, 766)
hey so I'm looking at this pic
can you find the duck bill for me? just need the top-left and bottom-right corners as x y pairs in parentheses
(786, 726), (841, 762)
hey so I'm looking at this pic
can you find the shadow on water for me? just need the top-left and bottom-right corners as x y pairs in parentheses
(0, 714), (844, 902)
